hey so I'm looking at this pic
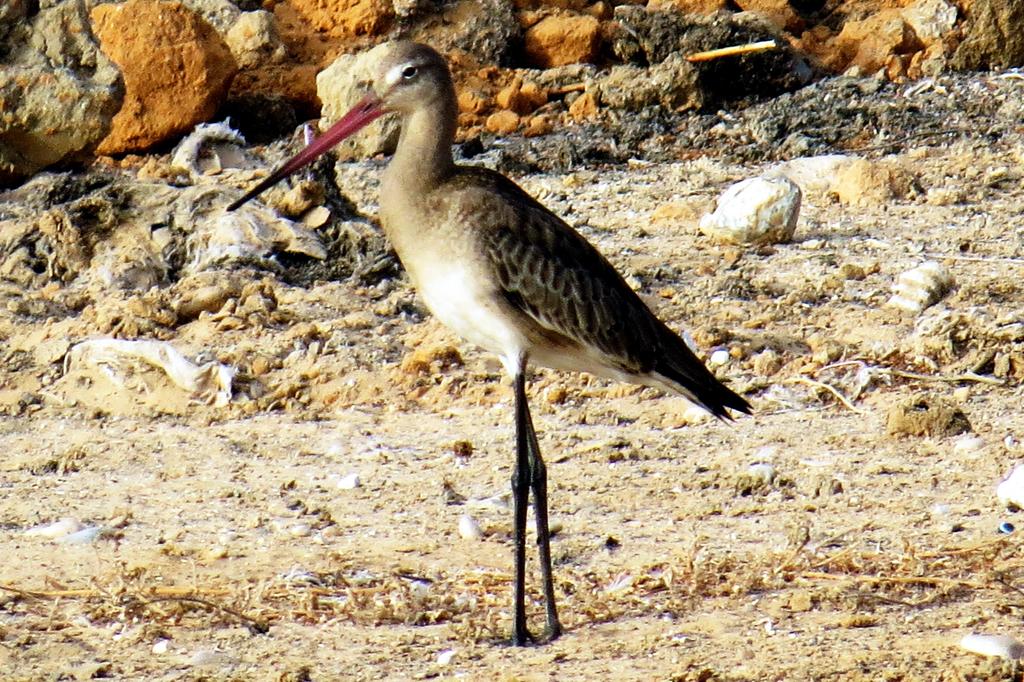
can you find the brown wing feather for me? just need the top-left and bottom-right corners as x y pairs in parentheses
(441, 166), (751, 418)
(449, 168), (661, 374)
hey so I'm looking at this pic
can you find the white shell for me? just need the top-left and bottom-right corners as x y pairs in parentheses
(699, 176), (801, 245)
(64, 338), (235, 408)
(25, 517), (82, 540)
(337, 472), (361, 490)
(887, 261), (954, 314)
(458, 514), (483, 540)
(58, 526), (103, 545)
(952, 434), (985, 456)
(747, 463), (777, 486)
(997, 464), (1024, 509)
(436, 649), (456, 665)
(959, 633), (1024, 659)
(708, 349), (730, 367)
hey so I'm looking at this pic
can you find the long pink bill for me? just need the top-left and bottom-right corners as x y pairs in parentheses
(227, 93), (385, 211)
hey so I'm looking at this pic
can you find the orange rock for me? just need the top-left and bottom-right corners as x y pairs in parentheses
(836, 9), (923, 74)
(523, 115), (553, 137)
(458, 89), (490, 115)
(524, 14), (602, 67)
(288, 0), (394, 38)
(568, 90), (598, 121)
(91, 0), (237, 155)
(647, 0), (728, 15)
(229, 63), (321, 114)
(496, 76), (548, 114)
(485, 109), (520, 134)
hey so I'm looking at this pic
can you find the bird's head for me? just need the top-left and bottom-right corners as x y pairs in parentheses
(227, 41), (452, 211)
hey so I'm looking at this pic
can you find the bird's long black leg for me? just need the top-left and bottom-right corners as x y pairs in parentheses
(512, 368), (533, 646)
(519, 383), (562, 641)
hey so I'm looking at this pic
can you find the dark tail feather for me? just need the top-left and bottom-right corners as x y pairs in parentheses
(654, 333), (752, 421)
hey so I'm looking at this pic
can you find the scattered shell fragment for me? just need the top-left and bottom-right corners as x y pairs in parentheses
(288, 523), (312, 538)
(959, 633), (1024, 660)
(997, 464), (1024, 510)
(458, 514), (484, 540)
(467, 493), (511, 511)
(64, 339), (235, 407)
(436, 649), (456, 665)
(699, 176), (801, 245)
(25, 517), (83, 540)
(952, 434), (985, 456)
(887, 261), (954, 314)
(604, 572), (634, 594)
(302, 206), (332, 228)
(747, 462), (777, 486)
(58, 526), (104, 545)
(169, 121), (251, 179)
(337, 473), (361, 490)
(152, 639), (170, 655)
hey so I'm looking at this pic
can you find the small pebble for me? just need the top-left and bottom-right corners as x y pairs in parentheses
(203, 545), (229, 561)
(959, 633), (1024, 659)
(458, 514), (483, 540)
(288, 523), (312, 538)
(337, 473), (361, 490)
(997, 464), (1024, 509)
(468, 493), (511, 511)
(190, 649), (230, 667)
(952, 434), (985, 456)
(152, 639), (170, 655)
(708, 349), (730, 367)
(436, 649), (456, 665)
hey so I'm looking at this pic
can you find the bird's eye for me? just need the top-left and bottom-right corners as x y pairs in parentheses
(401, 65), (418, 80)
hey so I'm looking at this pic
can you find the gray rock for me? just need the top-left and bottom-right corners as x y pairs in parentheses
(609, 6), (812, 103)
(593, 53), (703, 112)
(951, 0), (1024, 71)
(0, 0), (123, 187)
(408, 0), (519, 66)
(317, 43), (402, 161)
(179, 0), (242, 33)
(225, 10), (286, 69)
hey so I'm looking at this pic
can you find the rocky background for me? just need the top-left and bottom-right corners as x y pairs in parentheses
(2, 0), (1024, 679)
(2, 0), (1021, 182)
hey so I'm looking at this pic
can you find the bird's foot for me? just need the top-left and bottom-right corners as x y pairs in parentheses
(542, 621), (563, 643)
(511, 626), (536, 647)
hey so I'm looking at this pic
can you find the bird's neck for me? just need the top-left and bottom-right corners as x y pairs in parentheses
(387, 94), (458, 195)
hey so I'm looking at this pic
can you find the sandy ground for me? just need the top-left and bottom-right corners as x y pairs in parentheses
(3, 75), (1024, 680)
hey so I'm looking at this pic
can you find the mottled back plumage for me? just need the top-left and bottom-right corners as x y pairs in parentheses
(430, 166), (750, 419)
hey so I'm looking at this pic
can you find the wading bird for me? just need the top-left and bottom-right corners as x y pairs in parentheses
(229, 41), (751, 645)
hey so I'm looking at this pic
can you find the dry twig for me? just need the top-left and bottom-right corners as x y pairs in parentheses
(686, 40), (778, 63)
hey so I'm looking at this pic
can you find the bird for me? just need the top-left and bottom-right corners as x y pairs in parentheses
(228, 40), (751, 645)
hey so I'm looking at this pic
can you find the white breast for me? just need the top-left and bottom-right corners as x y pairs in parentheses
(409, 259), (526, 375)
